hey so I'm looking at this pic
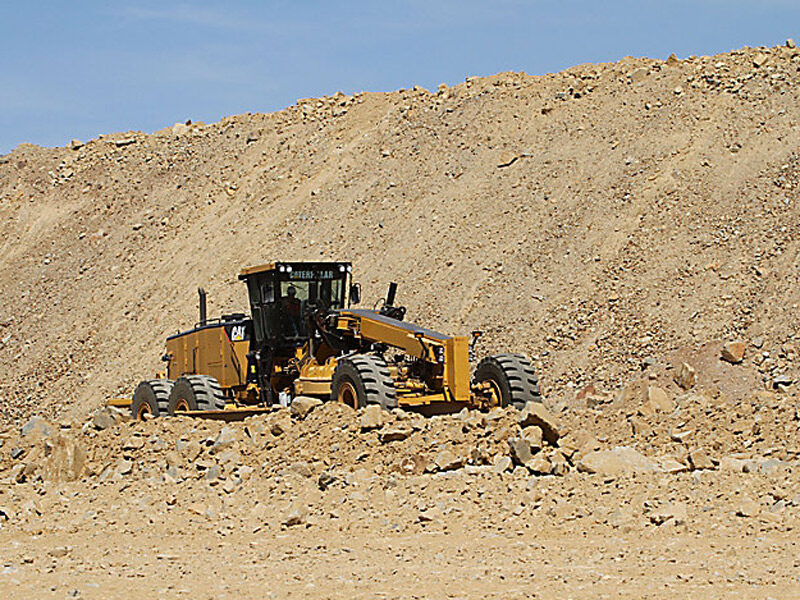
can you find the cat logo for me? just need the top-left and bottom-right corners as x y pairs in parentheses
(230, 325), (246, 341)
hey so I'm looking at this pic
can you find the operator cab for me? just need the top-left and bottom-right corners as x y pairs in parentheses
(239, 261), (354, 348)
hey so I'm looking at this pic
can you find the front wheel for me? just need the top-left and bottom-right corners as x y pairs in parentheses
(473, 353), (541, 410)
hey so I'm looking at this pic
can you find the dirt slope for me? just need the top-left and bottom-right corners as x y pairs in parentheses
(4, 43), (800, 599)
(1, 44), (800, 426)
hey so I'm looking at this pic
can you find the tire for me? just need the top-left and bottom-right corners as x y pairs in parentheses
(131, 380), (173, 421)
(167, 375), (226, 415)
(330, 355), (397, 410)
(473, 353), (541, 410)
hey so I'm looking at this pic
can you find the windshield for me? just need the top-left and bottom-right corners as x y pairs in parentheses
(277, 278), (344, 339)
(245, 267), (348, 347)
(280, 279), (343, 309)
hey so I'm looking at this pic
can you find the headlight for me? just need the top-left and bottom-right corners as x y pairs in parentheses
(435, 346), (444, 363)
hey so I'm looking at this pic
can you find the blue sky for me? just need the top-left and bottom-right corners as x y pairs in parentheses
(1, 1), (798, 154)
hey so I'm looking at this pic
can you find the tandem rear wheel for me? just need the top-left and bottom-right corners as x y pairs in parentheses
(167, 375), (226, 415)
(131, 379), (174, 421)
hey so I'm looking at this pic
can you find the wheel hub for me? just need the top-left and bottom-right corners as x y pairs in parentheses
(136, 402), (151, 421)
(474, 379), (502, 409)
(487, 380), (502, 407)
(337, 381), (358, 409)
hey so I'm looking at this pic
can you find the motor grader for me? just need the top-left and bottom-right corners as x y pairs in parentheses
(126, 261), (541, 420)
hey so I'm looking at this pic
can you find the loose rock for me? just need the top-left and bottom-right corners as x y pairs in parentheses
(688, 447), (714, 471)
(210, 426), (236, 453)
(647, 386), (673, 413)
(92, 407), (121, 431)
(492, 455), (512, 474)
(673, 362), (696, 390)
(270, 414), (291, 436)
(521, 425), (543, 450)
(379, 426), (412, 443)
(434, 449), (464, 471)
(736, 496), (760, 517)
(508, 437), (534, 467)
(43, 434), (86, 482)
(721, 341), (746, 364)
(290, 396), (322, 420)
(517, 402), (561, 445)
(360, 405), (386, 431)
(578, 446), (661, 476)
(21, 416), (53, 438)
(289, 461), (313, 478)
(527, 454), (552, 475)
(283, 505), (308, 527)
(649, 502), (688, 526)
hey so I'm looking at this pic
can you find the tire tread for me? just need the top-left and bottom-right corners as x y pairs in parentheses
(473, 354), (541, 409)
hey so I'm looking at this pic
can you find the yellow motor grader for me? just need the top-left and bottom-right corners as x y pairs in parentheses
(126, 261), (541, 420)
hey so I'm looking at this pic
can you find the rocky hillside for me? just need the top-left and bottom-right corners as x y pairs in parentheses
(1, 43), (800, 426)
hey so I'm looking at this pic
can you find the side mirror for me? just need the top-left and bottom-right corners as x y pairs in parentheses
(349, 283), (361, 305)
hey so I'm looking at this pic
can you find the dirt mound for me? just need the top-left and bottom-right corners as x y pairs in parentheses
(2, 45), (800, 426)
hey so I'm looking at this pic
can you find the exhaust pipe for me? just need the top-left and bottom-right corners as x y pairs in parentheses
(386, 282), (398, 307)
(378, 281), (406, 321)
(198, 287), (207, 326)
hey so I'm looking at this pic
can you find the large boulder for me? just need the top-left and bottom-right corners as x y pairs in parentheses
(21, 416), (54, 438)
(577, 446), (661, 476)
(359, 405), (386, 431)
(290, 396), (322, 420)
(43, 434), (86, 482)
(516, 402), (561, 445)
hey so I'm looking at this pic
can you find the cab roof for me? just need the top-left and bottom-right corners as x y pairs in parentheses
(238, 261), (351, 279)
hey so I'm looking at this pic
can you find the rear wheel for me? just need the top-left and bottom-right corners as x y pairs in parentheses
(473, 353), (541, 410)
(131, 380), (173, 421)
(331, 355), (397, 410)
(167, 375), (226, 415)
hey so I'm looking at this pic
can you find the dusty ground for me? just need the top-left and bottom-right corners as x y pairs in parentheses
(3, 507), (798, 599)
(3, 42), (800, 598)
(2, 388), (800, 598)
